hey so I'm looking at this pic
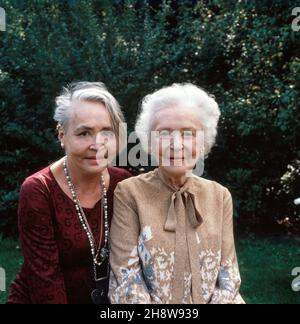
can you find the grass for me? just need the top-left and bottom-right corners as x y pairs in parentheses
(0, 237), (23, 304)
(237, 236), (300, 304)
(0, 236), (299, 304)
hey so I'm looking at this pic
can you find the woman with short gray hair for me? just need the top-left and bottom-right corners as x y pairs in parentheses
(109, 83), (245, 304)
(8, 82), (131, 304)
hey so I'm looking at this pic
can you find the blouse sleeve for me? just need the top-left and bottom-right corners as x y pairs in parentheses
(109, 182), (160, 304)
(210, 188), (245, 304)
(18, 177), (67, 304)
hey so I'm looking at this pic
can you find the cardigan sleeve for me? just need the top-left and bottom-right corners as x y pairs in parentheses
(109, 182), (161, 304)
(210, 188), (245, 304)
(18, 177), (68, 304)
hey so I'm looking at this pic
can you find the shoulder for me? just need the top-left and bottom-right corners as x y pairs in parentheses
(108, 167), (132, 181)
(20, 166), (54, 197)
(194, 176), (231, 197)
(108, 167), (132, 187)
(18, 167), (55, 225)
(112, 171), (158, 214)
(107, 167), (133, 193)
(114, 170), (157, 193)
(192, 177), (233, 212)
(112, 170), (158, 208)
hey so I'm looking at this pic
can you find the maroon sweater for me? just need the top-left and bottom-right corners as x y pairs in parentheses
(7, 165), (131, 304)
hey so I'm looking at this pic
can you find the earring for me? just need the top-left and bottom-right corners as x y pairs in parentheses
(61, 143), (65, 149)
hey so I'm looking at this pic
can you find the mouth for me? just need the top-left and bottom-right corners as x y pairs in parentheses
(84, 157), (100, 167)
(170, 158), (184, 162)
(169, 156), (184, 161)
(163, 157), (186, 167)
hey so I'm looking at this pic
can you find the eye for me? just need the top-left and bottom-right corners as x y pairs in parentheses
(159, 130), (171, 138)
(182, 131), (194, 137)
(78, 131), (89, 137)
(101, 130), (115, 138)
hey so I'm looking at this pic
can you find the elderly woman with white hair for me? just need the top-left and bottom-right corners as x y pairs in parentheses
(7, 82), (131, 304)
(109, 83), (244, 304)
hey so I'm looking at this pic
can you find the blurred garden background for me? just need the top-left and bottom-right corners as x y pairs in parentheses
(0, 0), (299, 304)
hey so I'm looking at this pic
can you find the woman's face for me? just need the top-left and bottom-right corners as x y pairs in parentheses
(152, 105), (204, 178)
(59, 100), (117, 175)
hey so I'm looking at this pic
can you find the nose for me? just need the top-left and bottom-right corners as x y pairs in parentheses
(170, 132), (184, 151)
(89, 134), (108, 151)
(96, 132), (109, 144)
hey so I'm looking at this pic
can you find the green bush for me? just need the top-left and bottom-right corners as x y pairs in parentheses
(0, 0), (299, 235)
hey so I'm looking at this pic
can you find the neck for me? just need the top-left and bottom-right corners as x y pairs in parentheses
(172, 176), (187, 188)
(66, 158), (104, 193)
(160, 168), (188, 189)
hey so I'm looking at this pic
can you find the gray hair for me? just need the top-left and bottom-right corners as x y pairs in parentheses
(135, 83), (221, 157)
(54, 81), (125, 146)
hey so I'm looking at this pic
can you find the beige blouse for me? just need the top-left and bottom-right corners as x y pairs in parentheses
(109, 168), (245, 304)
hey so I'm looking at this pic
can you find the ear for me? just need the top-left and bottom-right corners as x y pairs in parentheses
(57, 124), (65, 146)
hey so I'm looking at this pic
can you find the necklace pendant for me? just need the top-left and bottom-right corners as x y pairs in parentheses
(91, 274), (110, 304)
(91, 288), (107, 304)
(100, 247), (109, 260)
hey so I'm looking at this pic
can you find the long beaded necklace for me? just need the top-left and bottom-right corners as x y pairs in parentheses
(63, 156), (110, 304)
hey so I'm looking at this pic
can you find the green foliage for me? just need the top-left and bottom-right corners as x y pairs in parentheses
(0, 236), (23, 303)
(0, 0), (299, 234)
(237, 236), (300, 304)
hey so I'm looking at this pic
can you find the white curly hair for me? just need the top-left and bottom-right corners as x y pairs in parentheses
(135, 83), (221, 158)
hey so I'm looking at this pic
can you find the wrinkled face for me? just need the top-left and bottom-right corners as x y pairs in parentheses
(59, 100), (117, 174)
(151, 105), (204, 177)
